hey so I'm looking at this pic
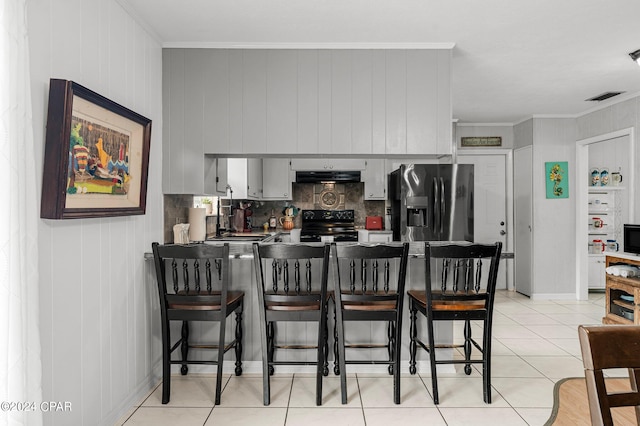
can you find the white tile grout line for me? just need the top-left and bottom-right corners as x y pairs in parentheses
(122, 291), (606, 425)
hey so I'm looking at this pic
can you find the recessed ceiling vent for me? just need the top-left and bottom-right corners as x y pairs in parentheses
(585, 91), (625, 102)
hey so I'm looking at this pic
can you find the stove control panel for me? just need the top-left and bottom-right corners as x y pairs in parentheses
(302, 209), (354, 221)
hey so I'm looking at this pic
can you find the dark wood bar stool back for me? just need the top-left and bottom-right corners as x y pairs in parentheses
(331, 242), (410, 404)
(408, 242), (501, 404)
(578, 324), (640, 426)
(252, 242), (331, 406)
(151, 242), (244, 405)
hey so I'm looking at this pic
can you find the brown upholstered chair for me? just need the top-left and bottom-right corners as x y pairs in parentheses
(253, 242), (331, 406)
(578, 324), (640, 426)
(331, 242), (410, 404)
(152, 242), (244, 405)
(408, 242), (502, 404)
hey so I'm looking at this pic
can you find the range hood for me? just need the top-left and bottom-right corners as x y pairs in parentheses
(295, 170), (361, 183)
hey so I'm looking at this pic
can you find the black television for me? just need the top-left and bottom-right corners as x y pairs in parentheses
(624, 224), (640, 255)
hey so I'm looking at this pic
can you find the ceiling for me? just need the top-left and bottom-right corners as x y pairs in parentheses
(120, 0), (640, 124)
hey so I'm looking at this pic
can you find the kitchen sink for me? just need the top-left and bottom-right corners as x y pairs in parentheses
(219, 235), (264, 241)
(207, 232), (277, 242)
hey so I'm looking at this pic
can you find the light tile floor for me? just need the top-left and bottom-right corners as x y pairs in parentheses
(117, 290), (607, 426)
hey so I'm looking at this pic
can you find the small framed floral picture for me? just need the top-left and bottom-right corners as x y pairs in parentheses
(545, 161), (569, 199)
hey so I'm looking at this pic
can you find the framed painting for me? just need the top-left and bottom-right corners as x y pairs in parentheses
(40, 79), (152, 219)
(545, 161), (569, 199)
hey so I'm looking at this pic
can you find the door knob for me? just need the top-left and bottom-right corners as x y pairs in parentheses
(500, 230), (506, 235)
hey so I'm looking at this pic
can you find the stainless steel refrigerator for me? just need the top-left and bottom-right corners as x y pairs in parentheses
(389, 164), (474, 242)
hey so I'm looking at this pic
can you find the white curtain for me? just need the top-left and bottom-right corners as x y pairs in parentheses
(0, 0), (42, 424)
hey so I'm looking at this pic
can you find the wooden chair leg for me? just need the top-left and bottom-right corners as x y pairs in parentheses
(161, 320), (171, 404)
(333, 307), (340, 376)
(215, 316), (227, 405)
(316, 309), (326, 406)
(336, 309), (348, 404)
(427, 320), (439, 405)
(464, 320), (472, 375)
(260, 319), (271, 406)
(409, 302), (417, 375)
(268, 322), (275, 376)
(483, 319), (492, 404)
(387, 321), (395, 375)
(323, 305), (329, 376)
(393, 319), (402, 405)
(181, 321), (189, 375)
(235, 307), (243, 376)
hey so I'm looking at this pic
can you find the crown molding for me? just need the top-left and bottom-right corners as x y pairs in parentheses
(162, 42), (456, 49)
(456, 122), (514, 127)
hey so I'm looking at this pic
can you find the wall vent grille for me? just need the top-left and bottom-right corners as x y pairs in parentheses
(585, 92), (624, 102)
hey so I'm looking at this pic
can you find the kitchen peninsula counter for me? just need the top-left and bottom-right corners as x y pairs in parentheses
(146, 239), (454, 375)
(199, 237), (441, 258)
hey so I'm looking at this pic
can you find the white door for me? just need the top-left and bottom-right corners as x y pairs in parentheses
(514, 147), (533, 296)
(458, 154), (508, 289)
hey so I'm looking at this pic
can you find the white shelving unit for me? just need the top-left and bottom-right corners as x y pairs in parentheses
(588, 186), (624, 289)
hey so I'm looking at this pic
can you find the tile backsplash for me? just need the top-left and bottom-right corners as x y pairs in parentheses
(163, 182), (385, 242)
(163, 194), (194, 243)
(249, 183), (385, 229)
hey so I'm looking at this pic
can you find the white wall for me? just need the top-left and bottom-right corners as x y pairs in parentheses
(513, 118), (533, 150)
(512, 118), (577, 298)
(28, 1), (163, 425)
(532, 118), (577, 296)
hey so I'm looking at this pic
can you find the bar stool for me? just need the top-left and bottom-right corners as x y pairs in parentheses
(331, 242), (409, 404)
(152, 242), (244, 405)
(253, 242), (330, 406)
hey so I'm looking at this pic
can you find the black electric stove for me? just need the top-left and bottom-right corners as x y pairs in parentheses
(300, 209), (358, 242)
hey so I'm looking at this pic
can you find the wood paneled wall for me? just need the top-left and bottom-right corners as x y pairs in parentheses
(28, 1), (163, 424)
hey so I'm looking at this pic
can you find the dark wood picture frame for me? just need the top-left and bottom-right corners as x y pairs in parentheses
(41, 79), (152, 219)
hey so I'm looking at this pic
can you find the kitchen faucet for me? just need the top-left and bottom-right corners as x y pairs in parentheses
(216, 185), (233, 238)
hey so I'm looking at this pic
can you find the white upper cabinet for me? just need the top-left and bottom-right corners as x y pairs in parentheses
(243, 51), (267, 153)
(228, 50), (244, 154)
(330, 50), (353, 154)
(262, 158), (293, 200)
(227, 158), (263, 200)
(351, 50), (374, 154)
(163, 49), (207, 194)
(267, 51), (298, 154)
(290, 158), (366, 171)
(203, 157), (228, 196)
(163, 49), (190, 193)
(203, 50), (231, 154)
(297, 50), (320, 154)
(246, 158), (263, 199)
(163, 48), (452, 192)
(385, 50), (407, 155)
(362, 159), (387, 200)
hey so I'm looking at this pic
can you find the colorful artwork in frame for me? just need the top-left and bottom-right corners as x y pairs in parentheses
(41, 79), (152, 219)
(545, 161), (569, 199)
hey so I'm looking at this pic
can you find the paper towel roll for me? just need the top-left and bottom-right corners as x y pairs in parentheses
(188, 208), (207, 242)
(173, 223), (190, 244)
